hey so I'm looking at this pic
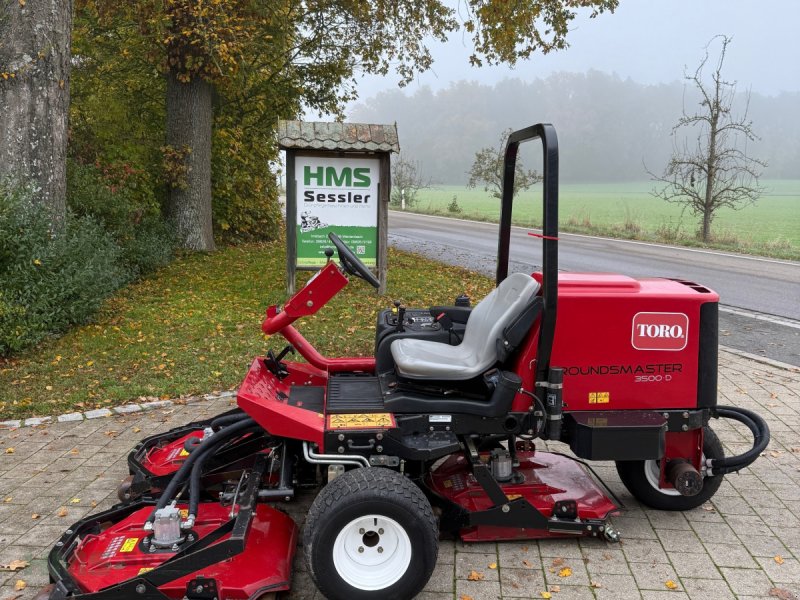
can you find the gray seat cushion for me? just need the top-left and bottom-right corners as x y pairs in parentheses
(391, 273), (540, 380)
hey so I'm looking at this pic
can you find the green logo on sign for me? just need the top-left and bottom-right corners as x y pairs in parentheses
(304, 166), (370, 187)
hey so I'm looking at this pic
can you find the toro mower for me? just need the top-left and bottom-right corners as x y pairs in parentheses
(41, 124), (769, 600)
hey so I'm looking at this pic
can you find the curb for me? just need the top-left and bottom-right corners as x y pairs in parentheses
(0, 390), (237, 430)
(719, 346), (800, 373)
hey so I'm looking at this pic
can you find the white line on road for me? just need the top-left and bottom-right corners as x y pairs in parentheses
(719, 306), (800, 330)
(389, 211), (800, 267)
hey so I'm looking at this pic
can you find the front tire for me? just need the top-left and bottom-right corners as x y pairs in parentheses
(303, 468), (438, 600)
(616, 426), (724, 511)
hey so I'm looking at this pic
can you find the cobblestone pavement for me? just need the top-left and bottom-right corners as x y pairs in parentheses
(1, 350), (798, 600)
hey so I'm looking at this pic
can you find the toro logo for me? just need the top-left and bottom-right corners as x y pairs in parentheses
(632, 312), (689, 351)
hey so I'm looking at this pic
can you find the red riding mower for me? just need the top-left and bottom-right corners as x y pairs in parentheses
(41, 124), (769, 600)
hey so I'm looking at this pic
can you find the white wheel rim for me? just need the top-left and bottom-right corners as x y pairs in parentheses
(332, 514), (412, 591)
(644, 454), (707, 497)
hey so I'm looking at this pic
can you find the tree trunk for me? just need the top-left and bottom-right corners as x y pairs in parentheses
(164, 70), (215, 251)
(0, 0), (72, 224)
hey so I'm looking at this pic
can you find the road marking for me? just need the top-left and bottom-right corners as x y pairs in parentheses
(720, 306), (800, 330)
(389, 211), (800, 267)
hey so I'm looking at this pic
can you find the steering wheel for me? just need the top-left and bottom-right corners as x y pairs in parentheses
(328, 232), (380, 289)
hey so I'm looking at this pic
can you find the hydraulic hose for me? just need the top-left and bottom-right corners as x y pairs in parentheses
(187, 424), (262, 520)
(707, 405), (770, 475)
(210, 411), (248, 430)
(146, 417), (256, 524)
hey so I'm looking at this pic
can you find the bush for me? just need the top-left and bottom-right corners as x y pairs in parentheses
(0, 182), (130, 356)
(67, 159), (176, 276)
(447, 195), (462, 214)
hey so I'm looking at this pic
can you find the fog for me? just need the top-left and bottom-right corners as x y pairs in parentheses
(344, 1), (800, 185)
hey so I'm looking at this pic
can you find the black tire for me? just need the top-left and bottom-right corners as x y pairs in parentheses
(616, 426), (724, 511)
(303, 468), (438, 600)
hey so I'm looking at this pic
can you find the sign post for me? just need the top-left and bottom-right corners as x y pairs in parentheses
(278, 121), (398, 295)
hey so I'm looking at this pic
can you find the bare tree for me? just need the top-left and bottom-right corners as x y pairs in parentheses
(391, 154), (430, 209)
(0, 0), (72, 225)
(467, 129), (540, 199)
(650, 35), (766, 243)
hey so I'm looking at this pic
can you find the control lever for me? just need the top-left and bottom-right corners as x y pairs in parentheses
(393, 300), (405, 333)
(324, 248), (334, 262)
(432, 310), (462, 343)
(265, 345), (295, 380)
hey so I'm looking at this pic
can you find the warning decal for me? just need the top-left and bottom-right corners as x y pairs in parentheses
(120, 538), (139, 553)
(588, 392), (610, 404)
(327, 413), (395, 430)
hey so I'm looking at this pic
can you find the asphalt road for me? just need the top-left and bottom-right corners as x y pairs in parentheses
(388, 210), (800, 366)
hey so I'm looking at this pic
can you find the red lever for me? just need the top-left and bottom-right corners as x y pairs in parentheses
(528, 231), (560, 241)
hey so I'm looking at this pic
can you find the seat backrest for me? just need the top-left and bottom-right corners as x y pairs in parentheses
(460, 273), (540, 368)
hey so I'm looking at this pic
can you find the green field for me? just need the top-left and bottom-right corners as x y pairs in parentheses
(407, 181), (800, 258)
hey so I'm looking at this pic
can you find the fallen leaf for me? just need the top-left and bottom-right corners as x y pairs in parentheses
(488, 562), (497, 569)
(0, 560), (28, 571)
(70, 498), (81, 504)
(57, 506), (68, 517)
(549, 585), (561, 592)
(522, 559), (533, 568)
(591, 580), (602, 588)
(459, 596), (474, 600)
(467, 570), (485, 581)
(133, 427), (142, 433)
(770, 451), (782, 458)
(540, 593), (552, 599)
(14, 580), (26, 591)
(702, 504), (716, 512)
(3, 496), (12, 503)
(774, 555), (785, 565)
(768, 588), (797, 600)
(558, 567), (572, 578)
(69, 448), (79, 455)
(4, 447), (14, 454)
(791, 447), (800, 454)
(91, 500), (98, 508)
(31, 513), (39, 520)
(665, 580), (678, 590)
(551, 557), (565, 567)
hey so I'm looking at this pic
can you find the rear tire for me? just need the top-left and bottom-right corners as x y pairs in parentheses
(616, 426), (724, 511)
(303, 468), (438, 600)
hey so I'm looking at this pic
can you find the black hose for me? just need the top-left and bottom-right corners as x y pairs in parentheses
(211, 411), (248, 430)
(187, 425), (261, 518)
(710, 405), (770, 474)
(147, 417), (256, 523)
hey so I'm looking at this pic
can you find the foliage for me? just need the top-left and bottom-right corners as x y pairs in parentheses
(0, 244), (494, 419)
(391, 155), (430, 208)
(468, 129), (541, 199)
(447, 195), (462, 213)
(67, 160), (176, 277)
(650, 36), (766, 242)
(0, 182), (129, 357)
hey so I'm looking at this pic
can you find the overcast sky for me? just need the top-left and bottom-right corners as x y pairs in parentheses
(346, 0), (800, 113)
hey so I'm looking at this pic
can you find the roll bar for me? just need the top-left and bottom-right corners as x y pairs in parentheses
(496, 123), (559, 383)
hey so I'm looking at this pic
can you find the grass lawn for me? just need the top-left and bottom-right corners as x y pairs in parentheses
(0, 243), (494, 420)
(411, 181), (800, 258)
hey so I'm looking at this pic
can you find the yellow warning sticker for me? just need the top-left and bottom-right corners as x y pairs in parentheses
(179, 449), (190, 457)
(588, 392), (610, 404)
(138, 567), (154, 575)
(506, 494), (523, 501)
(120, 538), (139, 553)
(327, 413), (395, 430)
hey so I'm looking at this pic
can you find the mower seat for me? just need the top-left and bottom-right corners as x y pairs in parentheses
(391, 273), (540, 380)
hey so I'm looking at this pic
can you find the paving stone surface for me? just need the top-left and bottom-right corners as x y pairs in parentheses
(0, 350), (798, 599)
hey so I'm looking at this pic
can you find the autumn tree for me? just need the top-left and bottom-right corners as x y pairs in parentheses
(87, 0), (617, 250)
(0, 0), (72, 224)
(468, 129), (541, 199)
(650, 36), (766, 243)
(391, 155), (430, 209)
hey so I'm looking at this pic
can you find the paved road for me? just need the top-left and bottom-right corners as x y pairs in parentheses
(389, 211), (800, 365)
